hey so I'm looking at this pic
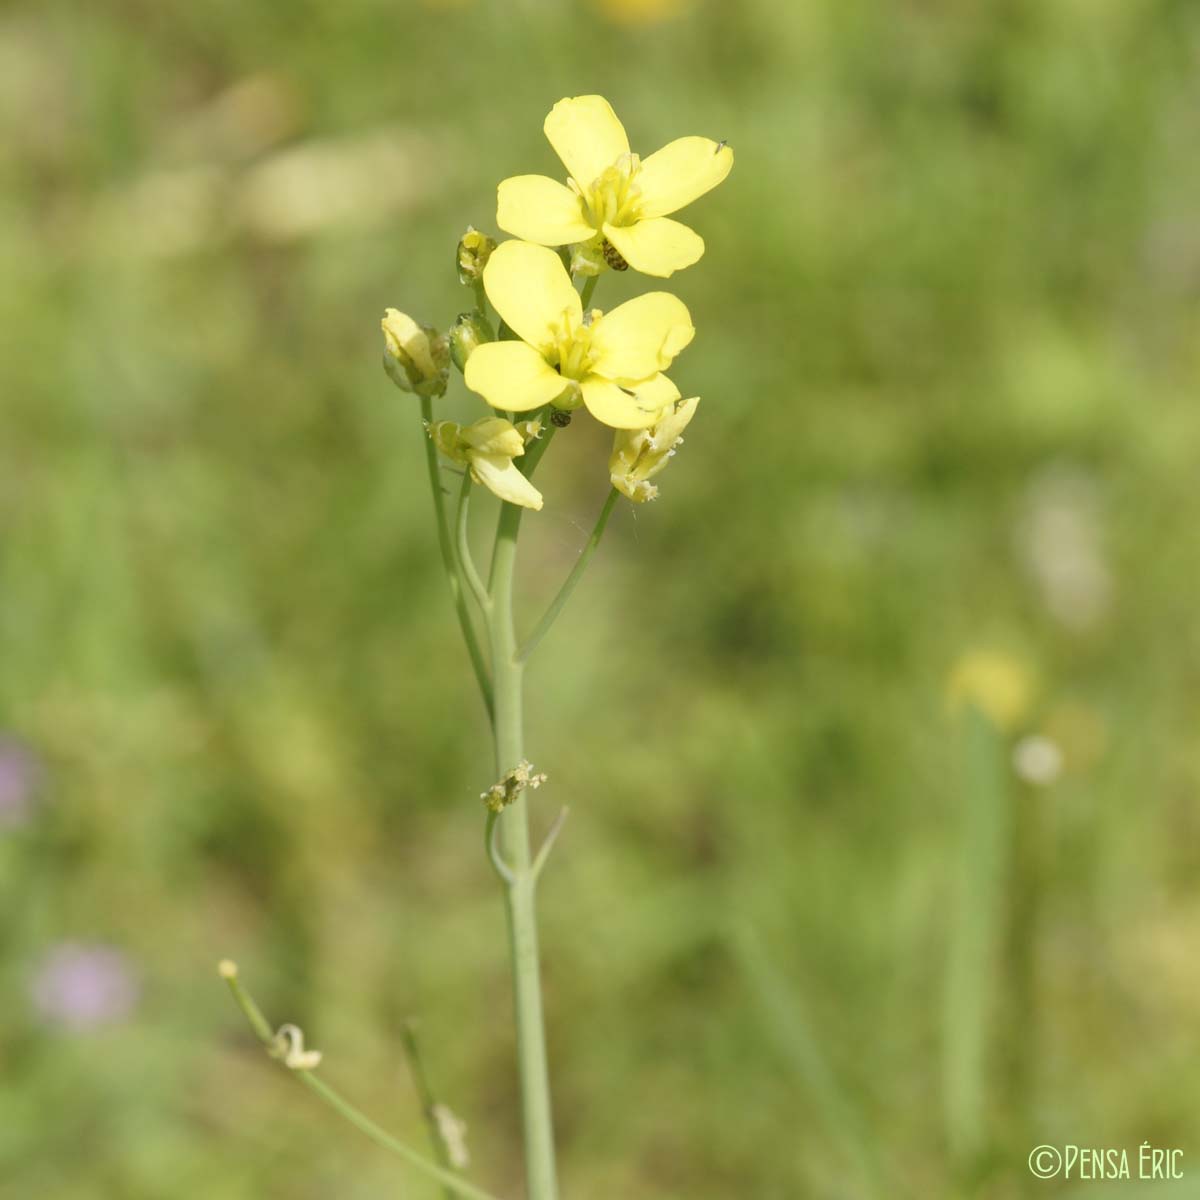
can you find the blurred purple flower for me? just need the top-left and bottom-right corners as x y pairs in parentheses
(30, 943), (140, 1031)
(0, 736), (41, 829)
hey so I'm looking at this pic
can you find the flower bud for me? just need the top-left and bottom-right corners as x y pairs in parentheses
(456, 227), (497, 284)
(568, 236), (606, 278)
(448, 310), (495, 372)
(610, 397), (699, 502)
(381, 309), (449, 397)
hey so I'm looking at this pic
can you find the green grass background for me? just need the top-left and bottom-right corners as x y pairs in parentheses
(2, 0), (1199, 1195)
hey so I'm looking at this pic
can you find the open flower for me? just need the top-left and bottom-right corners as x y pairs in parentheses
(464, 240), (694, 429)
(429, 416), (544, 510)
(497, 95), (733, 278)
(609, 397), (699, 501)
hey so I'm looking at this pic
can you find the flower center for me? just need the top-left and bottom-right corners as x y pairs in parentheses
(547, 310), (601, 382)
(578, 153), (643, 229)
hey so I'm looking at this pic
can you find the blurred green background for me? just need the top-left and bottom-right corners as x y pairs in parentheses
(2, 0), (1199, 1196)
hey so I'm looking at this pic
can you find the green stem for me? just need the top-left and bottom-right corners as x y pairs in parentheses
(943, 705), (1009, 1165)
(456, 471), (492, 614)
(299, 1074), (501, 1200)
(400, 1018), (456, 1198)
(518, 488), (618, 663)
(579, 276), (598, 308)
(219, 966), (502, 1200)
(421, 395), (494, 723)
(485, 809), (515, 884)
(488, 496), (559, 1200)
(530, 807), (569, 881)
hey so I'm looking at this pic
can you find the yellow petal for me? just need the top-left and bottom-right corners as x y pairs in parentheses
(636, 137), (733, 218)
(629, 372), (682, 409)
(497, 175), (596, 245)
(602, 218), (704, 278)
(468, 453), (544, 510)
(589, 293), (694, 381)
(460, 416), (526, 457)
(580, 374), (677, 429)
(464, 341), (567, 412)
(544, 95), (629, 188)
(482, 240), (581, 355)
(649, 395), (700, 449)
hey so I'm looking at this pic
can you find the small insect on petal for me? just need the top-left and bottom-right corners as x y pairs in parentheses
(602, 238), (629, 271)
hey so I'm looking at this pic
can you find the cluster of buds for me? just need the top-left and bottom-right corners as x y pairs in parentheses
(481, 760), (548, 813)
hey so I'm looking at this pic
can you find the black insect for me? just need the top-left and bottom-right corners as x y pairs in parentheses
(601, 239), (629, 271)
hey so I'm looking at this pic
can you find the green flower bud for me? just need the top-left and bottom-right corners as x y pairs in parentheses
(568, 236), (606, 278)
(448, 310), (495, 372)
(381, 309), (449, 397)
(456, 227), (497, 284)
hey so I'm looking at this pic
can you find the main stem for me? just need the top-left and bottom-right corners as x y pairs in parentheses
(489, 498), (558, 1200)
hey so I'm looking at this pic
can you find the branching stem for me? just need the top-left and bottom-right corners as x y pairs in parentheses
(420, 396), (493, 723)
(220, 966), (503, 1200)
(519, 488), (619, 663)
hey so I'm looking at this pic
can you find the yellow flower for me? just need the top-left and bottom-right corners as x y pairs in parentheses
(464, 240), (694, 429)
(946, 650), (1036, 732)
(497, 95), (733, 278)
(594, 0), (692, 27)
(609, 397), (699, 501)
(429, 416), (544, 510)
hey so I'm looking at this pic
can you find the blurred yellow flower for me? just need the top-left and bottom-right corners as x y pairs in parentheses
(464, 240), (694, 429)
(429, 416), (544, 510)
(497, 95), (733, 278)
(610, 397), (699, 501)
(594, 0), (693, 27)
(946, 651), (1036, 732)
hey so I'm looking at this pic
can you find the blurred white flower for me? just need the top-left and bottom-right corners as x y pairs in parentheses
(235, 127), (434, 242)
(1012, 734), (1063, 787)
(164, 73), (302, 164)
(1016, 464), (1113, 632)
(91, 124), (441, 257)
(432, 1103), (470, 1169)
